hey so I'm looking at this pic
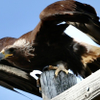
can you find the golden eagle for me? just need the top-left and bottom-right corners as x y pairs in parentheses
(0, 0), (100, 98)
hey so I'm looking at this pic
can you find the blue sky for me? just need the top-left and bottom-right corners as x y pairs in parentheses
(0, 0), (100, 100)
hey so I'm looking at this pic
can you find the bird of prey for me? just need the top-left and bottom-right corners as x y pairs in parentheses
(0, 0), (100, 98)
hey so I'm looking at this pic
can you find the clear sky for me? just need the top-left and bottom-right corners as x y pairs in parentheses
(0, 0), (100, 100)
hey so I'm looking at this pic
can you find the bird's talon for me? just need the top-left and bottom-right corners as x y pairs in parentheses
(48, 65), (58, 70)
(48, 64), (68, 77)
(55, 64), (68, 77)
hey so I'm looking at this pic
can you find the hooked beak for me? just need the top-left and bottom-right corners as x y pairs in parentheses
(0, 51), (13, 60)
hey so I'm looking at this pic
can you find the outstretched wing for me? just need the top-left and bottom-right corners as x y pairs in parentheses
(39, 0), (100, 76)
(40, 0), (100, 44)
(73, 41), (100, 76)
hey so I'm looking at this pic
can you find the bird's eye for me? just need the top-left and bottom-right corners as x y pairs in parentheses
(9, 48), (15, 52)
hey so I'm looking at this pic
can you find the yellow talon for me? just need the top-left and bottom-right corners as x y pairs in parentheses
(55, 64), (69, 77)
(48, 63), (69, 77)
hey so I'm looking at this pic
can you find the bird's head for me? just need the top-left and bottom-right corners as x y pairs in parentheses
(0, 38), (35, 70)
(0, 43), (35, 61)
(0, 46), (15, 60)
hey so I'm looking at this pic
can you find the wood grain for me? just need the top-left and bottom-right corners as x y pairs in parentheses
(51, 70), (100, 100)
(40, 70), (77, 100)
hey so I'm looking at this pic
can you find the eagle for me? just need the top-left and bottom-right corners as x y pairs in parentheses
(0, 0), (100, 98)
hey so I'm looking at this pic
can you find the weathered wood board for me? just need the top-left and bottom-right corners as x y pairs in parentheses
(51, 69), (100, 100)
(40, 70), (77, 100)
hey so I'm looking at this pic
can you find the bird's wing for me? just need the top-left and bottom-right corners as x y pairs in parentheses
(0, 64), (41, 97)
(73, 41), (100, 76)
(40, 0), (100, 44)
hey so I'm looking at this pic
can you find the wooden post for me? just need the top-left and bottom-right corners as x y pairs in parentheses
(40, 70), (77, 100)
(51, 69), (100, 100)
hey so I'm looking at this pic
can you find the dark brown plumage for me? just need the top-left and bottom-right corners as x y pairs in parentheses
(40, 0), (100, 44)
(0, 0), (100, 98)
(0, 37), (16, 51)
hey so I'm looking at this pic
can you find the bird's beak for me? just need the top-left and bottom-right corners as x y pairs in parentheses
(0, 51), (13, 60)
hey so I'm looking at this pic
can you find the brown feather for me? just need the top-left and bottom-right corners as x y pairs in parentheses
(0, 0), (100, 76)
(0, 37), (16, 51)
(0, 0), (100, 97)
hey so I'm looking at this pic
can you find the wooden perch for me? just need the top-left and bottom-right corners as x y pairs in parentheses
(40, 70), (77, 100)
(50, 69), (100, 100)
